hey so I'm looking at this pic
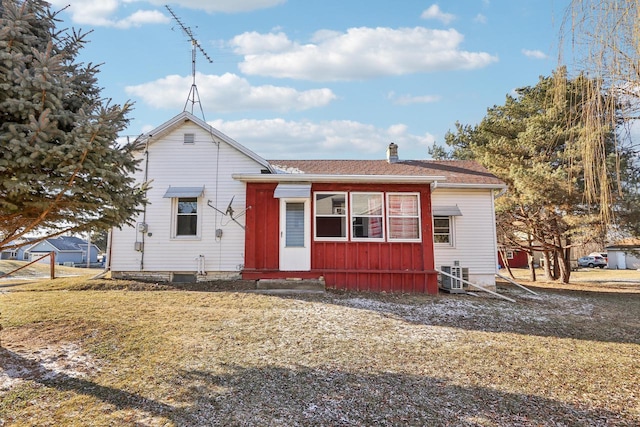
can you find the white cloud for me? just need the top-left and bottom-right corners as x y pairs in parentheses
(145, 0), (286, 13)
(50, 0), (168, 28)
(207, 118), (436, 159)
(50, 0), (285, 27)
(231, 27), (498, 81)
(387, 91), (441, 105)
(522, 49), (548, 59)
(114, 10), (169, 28)
(420, 4), (456, 25)
(125, 72), (336, 112)
(229, 31), (293, 54)
(473, 14), (487, 24)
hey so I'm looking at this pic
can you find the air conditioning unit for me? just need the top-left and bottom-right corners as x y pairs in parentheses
(440, 264), (469, 293)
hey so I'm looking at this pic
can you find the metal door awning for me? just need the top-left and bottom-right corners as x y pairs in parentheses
(274, 183), (311, 198)
(432, 205), (462, 216)
(163, 186), (204, 198)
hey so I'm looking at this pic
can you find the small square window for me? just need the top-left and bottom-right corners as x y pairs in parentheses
(183, 133), (195, 144)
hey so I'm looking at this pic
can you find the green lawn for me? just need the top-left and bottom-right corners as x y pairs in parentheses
(1, 273), (639, 426)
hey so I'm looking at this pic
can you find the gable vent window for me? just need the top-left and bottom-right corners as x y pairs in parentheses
(183, 133), (195, 144)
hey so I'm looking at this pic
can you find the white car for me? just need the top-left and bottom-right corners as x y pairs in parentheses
(578, 255), (607, 268)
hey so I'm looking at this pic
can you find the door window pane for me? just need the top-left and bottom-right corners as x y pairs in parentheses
(286, 202), (305, 247)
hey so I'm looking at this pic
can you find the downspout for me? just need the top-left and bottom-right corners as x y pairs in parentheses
(140, 137), (150, 271)
(491, 188), (504, 274)
(104, 228), (113, 273)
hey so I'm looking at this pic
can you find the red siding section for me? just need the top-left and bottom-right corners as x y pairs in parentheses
(244, 183), (279, 271)
(243, 182), (438, 294)
(498, 250), (528, 268)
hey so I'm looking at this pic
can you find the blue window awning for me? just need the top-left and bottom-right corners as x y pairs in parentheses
(163, 186), (204, 198)
(432, 205), (462, 216)
(274, 183), (311, 198)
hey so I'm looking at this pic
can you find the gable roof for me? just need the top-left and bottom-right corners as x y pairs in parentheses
(606, 238), (640, 249)
(26, 236), (96, 252)
(253, 159), (505, 188)
(137, 111), (274, 173)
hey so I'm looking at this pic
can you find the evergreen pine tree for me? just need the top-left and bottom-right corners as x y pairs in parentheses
(0, 0), (145, 250)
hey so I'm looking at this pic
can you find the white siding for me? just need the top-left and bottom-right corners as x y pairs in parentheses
(432, 189), (499, 286)
(110, 121), (266, 276)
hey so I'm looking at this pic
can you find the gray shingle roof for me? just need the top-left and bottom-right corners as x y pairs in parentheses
(268, 159), (504, 186)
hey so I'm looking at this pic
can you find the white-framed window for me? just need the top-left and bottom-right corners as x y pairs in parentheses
(183, 133), (195, 144)
(172, 197), (200, 238)
(433, 216), (454, 246)
(387, 193), (421, 241)
(506, 250), (514, 259)
(351, 193), (384, 241)
(314, 192), (348, 240)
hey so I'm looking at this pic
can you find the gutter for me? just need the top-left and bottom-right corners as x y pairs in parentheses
(232, 173), (447, 184)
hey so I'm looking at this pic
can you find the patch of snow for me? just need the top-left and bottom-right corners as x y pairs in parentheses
(0, 343), (100, 390)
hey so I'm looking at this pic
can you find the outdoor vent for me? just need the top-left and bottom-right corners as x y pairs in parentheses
(440, 265), (469, 294)
(183, 133), (195, 144)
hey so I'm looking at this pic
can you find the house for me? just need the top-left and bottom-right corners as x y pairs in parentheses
(0, 238), (33, 261)
(1, 236), (100, 266)
(497, 247), (529, 269)
(110, 112), (506, 293)
(606, 241), (640, 270)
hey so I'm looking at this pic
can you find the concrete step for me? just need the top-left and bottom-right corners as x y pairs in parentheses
(256, 277), (325, 293)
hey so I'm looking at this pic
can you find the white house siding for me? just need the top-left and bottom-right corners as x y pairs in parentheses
(110, 120), (266, 279)
(606, 248), (640, 270)
(431, 188), (499, 287)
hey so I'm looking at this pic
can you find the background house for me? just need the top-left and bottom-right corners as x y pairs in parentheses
(1, 236), (100, 266)
(606, 241), (640, 269)
(497, 247), (529, 269)
(0, 238), (34, 260)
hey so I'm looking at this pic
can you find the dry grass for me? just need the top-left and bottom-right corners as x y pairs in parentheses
(1, 270), (639, 426)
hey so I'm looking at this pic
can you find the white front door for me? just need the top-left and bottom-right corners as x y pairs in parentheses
(279, 198), (311, 271)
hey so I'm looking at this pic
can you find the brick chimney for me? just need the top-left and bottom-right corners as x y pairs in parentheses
(386, 142), (398, 163)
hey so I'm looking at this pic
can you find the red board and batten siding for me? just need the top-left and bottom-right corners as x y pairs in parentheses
(243, 182), (439, 294)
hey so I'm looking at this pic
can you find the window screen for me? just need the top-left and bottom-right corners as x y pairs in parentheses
(176, 198), (198, 236)
(285, 202), (305, 247)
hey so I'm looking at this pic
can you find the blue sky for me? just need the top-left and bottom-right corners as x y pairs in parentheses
(51, 0), (567, 160)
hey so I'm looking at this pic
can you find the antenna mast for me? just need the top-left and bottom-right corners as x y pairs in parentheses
(165, 5), (213, 119)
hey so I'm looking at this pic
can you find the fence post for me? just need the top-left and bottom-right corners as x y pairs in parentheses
(50, 251), (55, 279)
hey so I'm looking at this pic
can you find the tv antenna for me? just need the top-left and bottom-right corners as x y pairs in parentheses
(165, 5), (213, 119)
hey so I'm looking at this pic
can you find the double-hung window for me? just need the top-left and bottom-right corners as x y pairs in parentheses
(433, 216), (453, 245)
(164, 186), (204, 239)
(314, 192), (348, 239)
(387, 193), (421, 241)
(176, 197), (198, 237)
(351, 193), (384, 240)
